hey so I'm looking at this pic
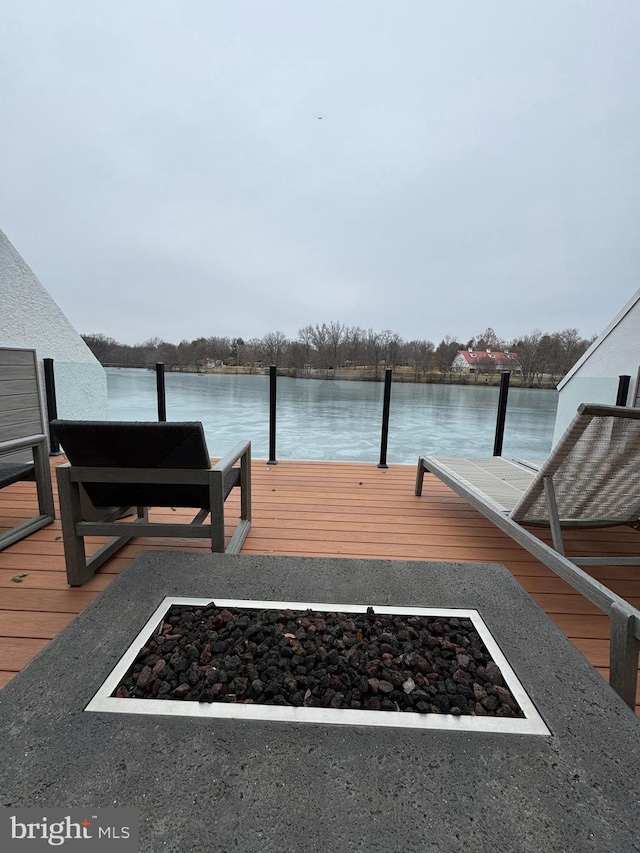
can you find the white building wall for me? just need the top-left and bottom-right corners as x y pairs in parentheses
(452, 354), (470, 371)
(553, 290), (640, 444)
(0, 229), (108, 426)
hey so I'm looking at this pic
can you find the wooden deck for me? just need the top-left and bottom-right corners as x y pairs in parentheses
(1, 456), (638, 713)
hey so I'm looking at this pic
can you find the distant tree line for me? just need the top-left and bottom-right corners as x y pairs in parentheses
(82, 323), (595, 386)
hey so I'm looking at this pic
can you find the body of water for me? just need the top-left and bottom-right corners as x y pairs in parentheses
(106, 368), (559, 465)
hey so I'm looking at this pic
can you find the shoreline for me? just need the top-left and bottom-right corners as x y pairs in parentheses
(104, 364), (560, 389)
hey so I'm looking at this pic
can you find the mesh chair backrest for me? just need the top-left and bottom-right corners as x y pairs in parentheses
(51, 420), (212, 508)
(511, 405), (640, 526)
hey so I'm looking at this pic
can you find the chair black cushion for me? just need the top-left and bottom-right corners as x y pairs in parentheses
(0, 461), (34, 490)
(50, 420), (239, 509)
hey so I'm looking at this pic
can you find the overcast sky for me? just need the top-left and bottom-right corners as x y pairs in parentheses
(2, 1), (639, 346)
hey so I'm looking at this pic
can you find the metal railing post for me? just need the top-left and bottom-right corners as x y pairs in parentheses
(43, 358), (60, 454)
(616, 375), (630, 406)
(268, 365), (278, 465)
(493, 371), (511, 457)
(378, 368), (393, 468)
(156, 363), (166, 422)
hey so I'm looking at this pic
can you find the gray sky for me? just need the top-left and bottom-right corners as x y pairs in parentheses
(2, 1), (639, 346)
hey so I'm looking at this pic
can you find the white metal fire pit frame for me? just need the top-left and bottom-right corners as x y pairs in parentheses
(86, 597), (551, 736)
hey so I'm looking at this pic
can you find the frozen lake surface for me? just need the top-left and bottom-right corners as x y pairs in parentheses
(106, 368), (558, 464)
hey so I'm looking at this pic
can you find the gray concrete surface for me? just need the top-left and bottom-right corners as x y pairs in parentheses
(1, 553), (639, 852)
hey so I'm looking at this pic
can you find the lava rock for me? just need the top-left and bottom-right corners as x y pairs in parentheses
(112, 604), (524, 719)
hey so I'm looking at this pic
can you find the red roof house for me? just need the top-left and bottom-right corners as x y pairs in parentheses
(452, 349), (521, 373)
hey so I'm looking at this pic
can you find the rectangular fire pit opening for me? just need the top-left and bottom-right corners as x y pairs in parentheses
(86, 598), (550, 736)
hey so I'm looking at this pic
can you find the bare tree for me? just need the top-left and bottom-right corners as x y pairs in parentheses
(557, 328), (591, 374)
(402, 339), (436, 378)
(325, 320), (347, 370)
(156, 341), (179, 365)
(82, 334), (120, 363)
(512, 330), (543, 385)
(287, 341), (309, 370)
(342, 326), (366, 366)
(229, 337), (245, 366)
(365, 329), (383, 377)
(83, 323), (589, 383)
(379, 330), (402, 368)
(261, 331), (289, 366)
(205, 336), (232, 363)
(435, 336), (461, 378)
(468, 327), (504, 351)
(309, 323), (331, 368)
(242, 338), (263, 368)
(297, 325), (315, 368)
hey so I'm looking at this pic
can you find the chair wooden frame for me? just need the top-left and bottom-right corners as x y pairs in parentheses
(0, 433), (55, 550)
(54, 422), (251, 587)
(0, 347), (55, 550)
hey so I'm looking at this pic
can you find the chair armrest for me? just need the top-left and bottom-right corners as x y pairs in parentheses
(0, 433), (48, 457)
(211, 440), (251, 475)
(578, 404), (640, 420)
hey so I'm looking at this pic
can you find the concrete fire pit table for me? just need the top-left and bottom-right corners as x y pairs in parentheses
(1, 553), (638, 852)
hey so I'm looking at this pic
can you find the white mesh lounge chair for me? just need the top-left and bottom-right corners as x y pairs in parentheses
(51, 420), (251, 587)
(415, 403), (640, 708)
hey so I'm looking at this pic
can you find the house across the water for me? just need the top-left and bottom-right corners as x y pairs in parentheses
(452, 348), (522, 375)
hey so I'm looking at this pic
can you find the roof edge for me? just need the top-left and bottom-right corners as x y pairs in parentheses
(556, 289), (640, 390)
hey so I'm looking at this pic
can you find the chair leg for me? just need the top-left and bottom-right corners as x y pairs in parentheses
(56, 465), (91, 586)
(209, 470), (225, 552)
(240, 443), (251, 523)
(415, 457), (427, 496)
(543, 476), (566, 555)
(32, 438), (55, 520)
(56, 464), (133, 586)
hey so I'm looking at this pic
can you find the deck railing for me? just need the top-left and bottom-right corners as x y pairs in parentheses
(43, 361), (632, 468)
(150, 363), (513, 467)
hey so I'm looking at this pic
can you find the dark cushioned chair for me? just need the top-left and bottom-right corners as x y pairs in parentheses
(51, 420), (251, 586)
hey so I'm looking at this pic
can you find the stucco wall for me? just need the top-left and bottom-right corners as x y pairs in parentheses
(553, 377), (623, 444)
(553, 291), (640, 444)
(562, 303), (640, 379)
(0, 229), (108, 424)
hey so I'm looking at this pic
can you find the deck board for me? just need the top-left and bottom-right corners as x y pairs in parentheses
(0, 456), (638, 714)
